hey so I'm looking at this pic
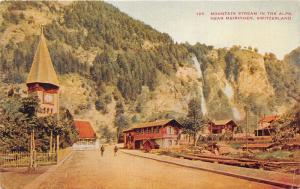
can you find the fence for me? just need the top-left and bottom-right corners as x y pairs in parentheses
(0, 151), (30, 168)
(0, 148), (72, 168)
(1, 132), (73, 168)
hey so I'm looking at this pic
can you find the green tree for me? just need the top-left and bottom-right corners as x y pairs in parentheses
(99, 125), (115, 143)
(95, 99), (107, 113)
(180, 98), (209, 146)
(115, 101), (124, 115)
(0, 95), (78, 152)
(114, 114), (129, 143)
(114, 100), (129, 142)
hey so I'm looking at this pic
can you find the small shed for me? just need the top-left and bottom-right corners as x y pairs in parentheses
(208, 119), (237, 134)
(255, 115), (279, 136)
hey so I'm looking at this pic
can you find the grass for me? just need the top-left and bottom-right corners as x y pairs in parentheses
(156, 151), (182, 158)
(255, 150), (292, 161)
(229, 143), (241, 149)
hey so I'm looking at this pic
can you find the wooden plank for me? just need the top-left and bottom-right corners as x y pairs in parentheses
(178, 154), (258, 168)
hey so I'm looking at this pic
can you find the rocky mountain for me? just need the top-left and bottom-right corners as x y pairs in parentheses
(284, 46), (300, 67)
(0, 1), (299, 134)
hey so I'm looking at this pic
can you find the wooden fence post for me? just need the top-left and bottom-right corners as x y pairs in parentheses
(30, 131), (33, 168)
(29, 130), (37, 170)
(56, 135), (59, 162)
(50, 131), (53, 154)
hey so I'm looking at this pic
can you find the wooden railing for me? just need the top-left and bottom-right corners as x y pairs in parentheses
(0, 151), (30, 168)
(0, 148), (72, 168)
(0, 151), (56, 168)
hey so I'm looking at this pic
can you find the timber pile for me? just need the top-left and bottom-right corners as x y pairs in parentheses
(177, 153), (300, 171)
(178, 154), (259, 168)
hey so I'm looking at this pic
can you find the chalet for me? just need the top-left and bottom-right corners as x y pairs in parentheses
(123, 119), (183, 151)
(74, 120), (97, 143)
(254, 115), (279, 136)
(208, 119), (237, 134)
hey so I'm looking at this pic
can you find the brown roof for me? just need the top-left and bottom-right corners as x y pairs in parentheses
(123, 119), (181, 132)
(212, 119), (236, 126)
(259, 115), (279, 124)
(26, 28), (59, 87)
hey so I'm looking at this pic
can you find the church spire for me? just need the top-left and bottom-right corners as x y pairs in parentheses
(26, 26), (59, 87)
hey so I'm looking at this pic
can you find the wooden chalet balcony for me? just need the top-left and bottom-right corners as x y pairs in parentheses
(134, 133), (178, 140)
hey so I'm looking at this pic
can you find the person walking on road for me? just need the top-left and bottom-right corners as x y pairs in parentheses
(114, 145), (118, 156)
(100, 145), (105, 157)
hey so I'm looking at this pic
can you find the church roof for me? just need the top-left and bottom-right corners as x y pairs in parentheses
(26, 28), (59, 87)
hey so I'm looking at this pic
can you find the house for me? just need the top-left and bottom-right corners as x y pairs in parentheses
(208, 119), (237, 134)
(74, 120), (97, 143)
(254, 115), (279, 136)
(123, 119), (183, 150)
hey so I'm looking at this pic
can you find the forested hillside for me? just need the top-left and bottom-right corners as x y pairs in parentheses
(0, 1), (188, 100)
(0, 1), (299, 137)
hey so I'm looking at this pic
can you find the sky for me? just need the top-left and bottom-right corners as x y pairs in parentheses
(108, 1), (300, 59)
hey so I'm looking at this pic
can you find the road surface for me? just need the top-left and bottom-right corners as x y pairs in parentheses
(34, 146), (280, 189)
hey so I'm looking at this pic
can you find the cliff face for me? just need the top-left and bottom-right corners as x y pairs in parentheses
(284, 46), (300, 67)
(190, 44), (299, 126)
(0, 1), (298, 133)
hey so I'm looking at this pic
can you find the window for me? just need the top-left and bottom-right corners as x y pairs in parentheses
(168, 127), (173, 134)
(151, 127), (154, 133)
(156, 127), (159, 133)
(141, 129), (144, 134)
(145, 128), (148, 134)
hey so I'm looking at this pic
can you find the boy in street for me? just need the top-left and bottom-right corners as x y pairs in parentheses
(100, 145), (105, 157)
(114, 145), (118, 156)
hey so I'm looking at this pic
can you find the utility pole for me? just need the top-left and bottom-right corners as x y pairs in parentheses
(256, 112), (259, 137)
(245, 108), (249, 152)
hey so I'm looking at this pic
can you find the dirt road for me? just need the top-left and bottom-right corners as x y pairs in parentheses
(33, 146), (280, 189)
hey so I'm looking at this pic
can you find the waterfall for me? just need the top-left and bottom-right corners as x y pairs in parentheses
(222, 81), (242, 120)
(223, 82), (234, 100)
(232, 107), (241, 120)
(192, 56), (207, 115)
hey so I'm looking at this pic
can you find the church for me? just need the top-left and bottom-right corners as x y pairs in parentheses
(26, 27), (60, 117)
(26, 28), (96, 142)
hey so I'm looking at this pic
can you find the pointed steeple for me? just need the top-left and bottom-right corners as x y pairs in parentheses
(26, 26), (59, 87)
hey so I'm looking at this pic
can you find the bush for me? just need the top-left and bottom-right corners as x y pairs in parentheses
(95, 99), (107, 113)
